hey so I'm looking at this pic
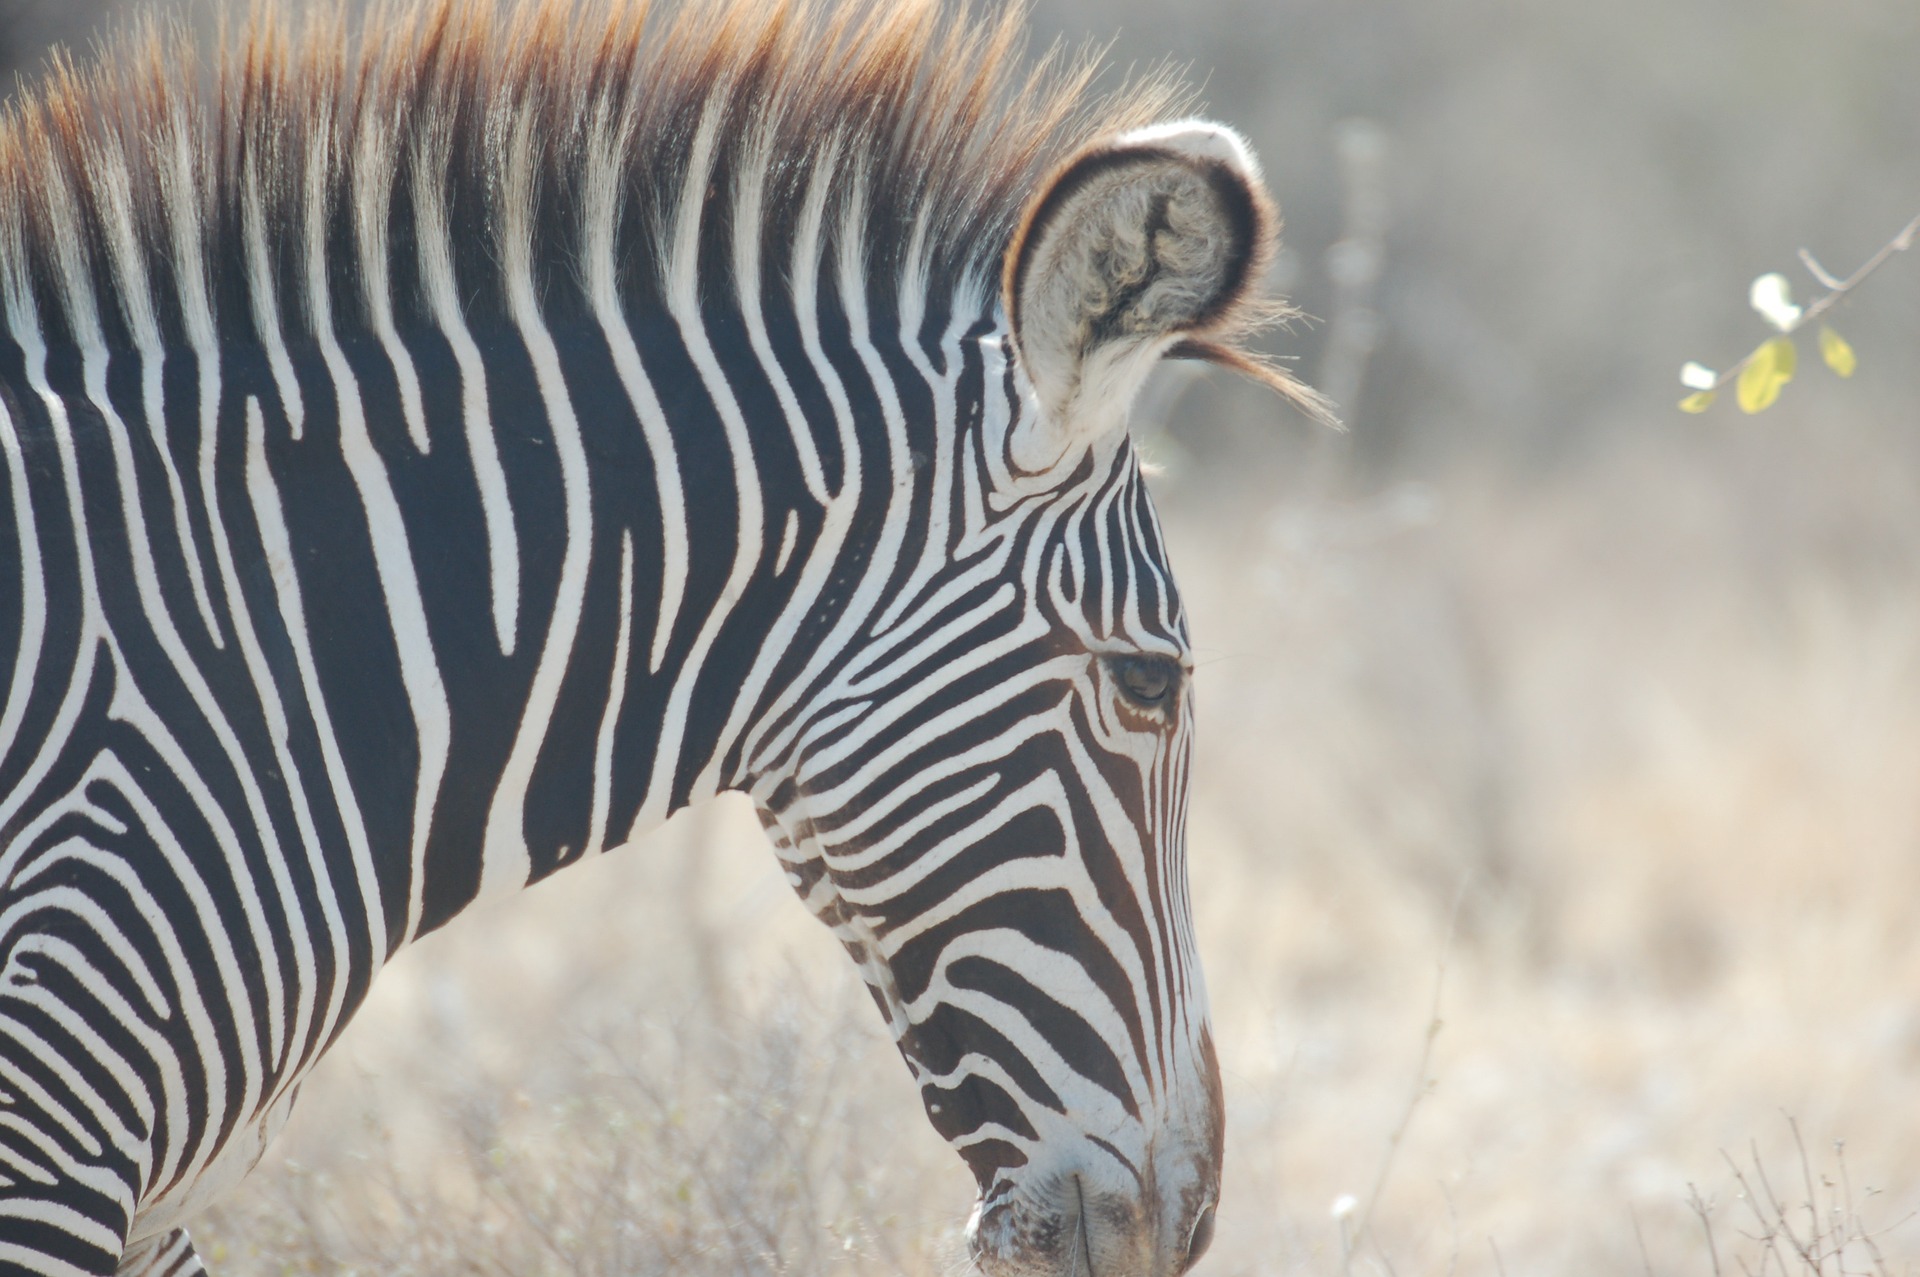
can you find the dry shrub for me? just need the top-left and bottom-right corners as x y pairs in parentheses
(195, 805), (969, 1276)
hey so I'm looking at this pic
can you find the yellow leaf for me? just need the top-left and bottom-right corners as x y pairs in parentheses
(1820, 326), (1857, 378)
(1736, 337), (1796, 413)
(1770, 334), (1797, 377)
(1679, 390), (1717, 413)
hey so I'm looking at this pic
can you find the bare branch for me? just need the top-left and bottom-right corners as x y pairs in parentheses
(1633, 1204), (1658, 1277)
(1351, 878), (1471, 1262)
(1695, 208), (1920, 393)
(1690, 1182), (1724, 1277)
(1797, 248), (1845, 291)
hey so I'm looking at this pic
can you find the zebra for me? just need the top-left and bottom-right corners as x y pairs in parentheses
(0, 0), (1329, 1272)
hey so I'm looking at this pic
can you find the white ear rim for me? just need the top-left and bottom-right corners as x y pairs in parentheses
(1114, 119), (1264, 184)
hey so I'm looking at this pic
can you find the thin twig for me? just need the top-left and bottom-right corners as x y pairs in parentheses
(1691, 1182), (1724, 1277)
(1350, 878), (1471, 1263)
(1797, 248), (1845, 291)
(1633, 1204), (1658, 1277)
(1750, 1135), (1818, 1271)
(1836, 1143), (1854, 1242)
(1787, 1116), (1822, 1274)
(1698, 209), (1920, 392)
(1722, 1154), (1781, 1265)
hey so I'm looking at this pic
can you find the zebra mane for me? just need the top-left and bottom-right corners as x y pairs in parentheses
(0, 0), (1189, 355)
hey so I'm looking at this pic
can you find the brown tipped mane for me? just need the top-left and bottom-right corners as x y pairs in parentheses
(0, 0), (1189, 356)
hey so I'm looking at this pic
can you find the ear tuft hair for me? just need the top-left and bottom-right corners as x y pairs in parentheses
(1166, 338), (1341, 430)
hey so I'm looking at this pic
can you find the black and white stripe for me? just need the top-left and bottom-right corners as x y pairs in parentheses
(0, 2), (1313, 1272)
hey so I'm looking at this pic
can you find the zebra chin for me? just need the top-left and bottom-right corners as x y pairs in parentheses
(957, 1084), (1225, 1277)
(962, 1144), (1223, 1277)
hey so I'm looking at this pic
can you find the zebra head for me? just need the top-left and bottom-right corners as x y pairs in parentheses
(751, 120), (1292, 1276)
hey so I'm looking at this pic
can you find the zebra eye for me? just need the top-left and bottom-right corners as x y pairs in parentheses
(1110, 654), (1180, 708)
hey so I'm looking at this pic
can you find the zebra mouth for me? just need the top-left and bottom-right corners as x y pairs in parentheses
(965, 1173), (1109, 1276)
(1066, 1174), (1094, 1276)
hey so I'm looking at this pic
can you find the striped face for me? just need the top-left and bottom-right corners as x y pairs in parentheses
(752, 326), (1221, 1277)
(745, 115), (1298, 1275)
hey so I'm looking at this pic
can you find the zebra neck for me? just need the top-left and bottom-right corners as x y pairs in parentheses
(0, 247), (984, 952)
(248, 280), (977, 941)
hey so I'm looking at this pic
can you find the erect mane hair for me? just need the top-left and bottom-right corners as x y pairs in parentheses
(0, 0), (1191, 358)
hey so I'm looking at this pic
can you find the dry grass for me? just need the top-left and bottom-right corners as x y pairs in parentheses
(1687, 1121), (1908, 1277)
(189, 394), (1920, 1275)
(1147, 391), (1920, 1274)
(199, 996), (956, 1274)
(196, 803), (970, 1276)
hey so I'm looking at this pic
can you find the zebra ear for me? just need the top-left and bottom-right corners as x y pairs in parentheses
(1003, 120), (1276, 471)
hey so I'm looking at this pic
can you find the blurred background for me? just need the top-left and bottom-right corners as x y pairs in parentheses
(8, 0), (1920, 1271)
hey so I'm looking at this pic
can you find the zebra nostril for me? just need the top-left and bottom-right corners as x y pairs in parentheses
(1183, 1203), (1217, 1268)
